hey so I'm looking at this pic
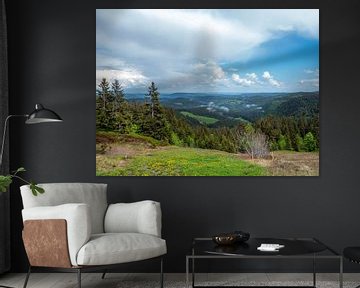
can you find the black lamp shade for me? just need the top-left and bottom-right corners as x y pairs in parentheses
(25, 104), (63, 124)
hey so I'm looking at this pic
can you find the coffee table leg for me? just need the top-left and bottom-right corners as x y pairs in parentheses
(339, 257), (343, 288)
(186, 257), (191, 288)
(313, 255), (316, 287)
(192, 257), (195, 288)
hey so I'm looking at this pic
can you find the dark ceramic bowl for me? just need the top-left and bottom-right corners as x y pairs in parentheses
(212, 233), (237, 245)
(233, 230), (250, 242)
(212, 231), (250, 246)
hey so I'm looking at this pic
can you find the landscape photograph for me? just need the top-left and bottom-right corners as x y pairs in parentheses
(96, 9), (319, 176)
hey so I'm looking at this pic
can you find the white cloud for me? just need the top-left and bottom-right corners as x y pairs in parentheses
(219, 106), (230, 112)
(164, 61), (227, 90)
(269, 78), (281, 87)
(299, 78), (319, 87)
(207, 102), (230, 113)
(232, 72), (259, 86)
(304, 68), (319, 75)
(262, 71), (280, 87)
(192, 61), (226, 81)
(262, 71), (271, 80)
(96, 9), (318, 92)
(231, 71), (282, 88)
(96, 53), (125, 70)
(96, 69), (148, 88)
(300, 68), (319, 88)
(97, 9), (319, 67)
(246, 72), (259, 81)
(232, 74), (253, 86)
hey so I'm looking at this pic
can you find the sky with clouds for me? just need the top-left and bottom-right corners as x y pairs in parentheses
(96, 9), (319, 93)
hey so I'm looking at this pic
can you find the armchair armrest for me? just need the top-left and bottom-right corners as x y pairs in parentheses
(104, 200), (162, 237)
(22, 203), (91, 266)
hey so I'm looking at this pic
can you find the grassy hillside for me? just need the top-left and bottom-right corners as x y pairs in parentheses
(96, 132), (319, 176)
(180, 111), (219, 125)
(96, 133), (266, 176)
(97, 146), (266, 176)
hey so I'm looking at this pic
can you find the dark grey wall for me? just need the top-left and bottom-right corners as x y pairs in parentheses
(5, 0), (360, 273)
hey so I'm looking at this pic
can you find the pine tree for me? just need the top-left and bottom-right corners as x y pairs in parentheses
(137, 82), (171, 142)
(96, 78), (112, 129)
(278, 134), (287, 150)
(303, 132), (317, 152)
(146, 82), (161, 118)
(110, 80), (131, 132)
(111, 79), (125, 110)
(97, 78), (111, 111)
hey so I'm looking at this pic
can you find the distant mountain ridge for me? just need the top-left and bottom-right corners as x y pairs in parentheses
(125, 91), (319, 99)
(124, 91), (319, 124)
(274, 93), (319, 117)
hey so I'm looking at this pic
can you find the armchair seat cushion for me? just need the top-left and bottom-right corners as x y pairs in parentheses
(76, 233), (166, 266)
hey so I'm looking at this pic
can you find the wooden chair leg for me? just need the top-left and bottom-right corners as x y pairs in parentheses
(22, 266), (31, 288)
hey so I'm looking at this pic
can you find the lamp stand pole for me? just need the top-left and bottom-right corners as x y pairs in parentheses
(0, 115), (28, 169)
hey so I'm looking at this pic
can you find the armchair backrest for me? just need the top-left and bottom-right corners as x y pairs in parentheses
(20, 183), (108, 234)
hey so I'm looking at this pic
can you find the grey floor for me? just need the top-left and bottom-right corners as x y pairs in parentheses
(0, 273), (359, 288)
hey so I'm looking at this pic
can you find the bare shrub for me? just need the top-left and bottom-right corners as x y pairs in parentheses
(242, 132), (270, 159)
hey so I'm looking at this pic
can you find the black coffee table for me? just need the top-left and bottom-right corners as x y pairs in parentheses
(186, 237), (343, 288)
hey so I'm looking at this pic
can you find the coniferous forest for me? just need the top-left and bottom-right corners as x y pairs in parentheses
(96, 79), (319, 176)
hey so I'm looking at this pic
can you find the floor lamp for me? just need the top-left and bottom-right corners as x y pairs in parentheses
(0, 104), (63, 167)
(0, 104), (62, 288)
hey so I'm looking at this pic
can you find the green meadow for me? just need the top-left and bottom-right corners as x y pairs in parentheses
(96, 142), (265, 176)
(180, 111), (219, 125)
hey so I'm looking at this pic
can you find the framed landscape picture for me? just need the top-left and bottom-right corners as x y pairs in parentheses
(96, 9), (319, 176)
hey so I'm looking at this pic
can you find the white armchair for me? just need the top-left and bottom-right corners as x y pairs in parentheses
(20, 183), (166, 288)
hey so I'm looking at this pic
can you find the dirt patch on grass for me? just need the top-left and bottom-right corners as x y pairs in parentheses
(96, 134), (115, 144)
(109, 143), (155, 158)
(97, 142), (161, 171)
(96, 132), (164, 168)
(237, 151), (319, 176)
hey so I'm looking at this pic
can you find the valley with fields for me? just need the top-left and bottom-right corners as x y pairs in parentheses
(125, 91), (319, 127)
